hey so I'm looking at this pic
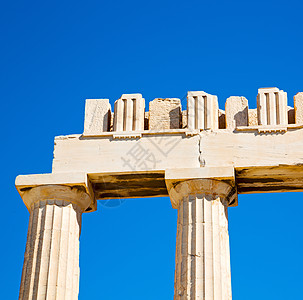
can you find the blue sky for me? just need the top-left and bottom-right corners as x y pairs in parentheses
(1, 0), (303, 299)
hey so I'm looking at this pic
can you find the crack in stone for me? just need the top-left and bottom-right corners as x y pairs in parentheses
(198, 135), (205, 167)
(189, 253), (201, 257)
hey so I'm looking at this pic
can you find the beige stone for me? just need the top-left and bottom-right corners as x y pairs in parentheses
(165, 166), (236, 208)
(144, 111), (149, 130)
(16, 172), (95, 212)
(149, 98), (181, 130)
(113, 94), (145, 131)
(294, 92), (303, 124)
(225, 96), (248, 130)
(257, 87), (288, 126)
(52, 128), (303, 182)
(110, 112), (114, 131)
(83, 99), (111, 135)
(182, 110), (187, 128)
(248, 108), (258, 126)
(288, 106), (295, 124)
(219, 109), (226, 129)
(187, 91), (219, 131)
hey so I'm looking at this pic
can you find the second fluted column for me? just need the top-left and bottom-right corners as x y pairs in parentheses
(167, 178), (234, 300)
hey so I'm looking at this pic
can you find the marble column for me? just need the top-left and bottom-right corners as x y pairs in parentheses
(18, 185), (91, 300)
(168, 179), (233, 300)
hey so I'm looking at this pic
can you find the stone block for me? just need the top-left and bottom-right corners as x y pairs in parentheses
(149, 98), (181, 130)
(257, 87), (288, 126)
(113, 94), (145, 131)
(182, 110), (187, 128)
(83, 99), (111, 134)
(219, 109), (226, 129)
(144, 111), (149, 130)
(225, 96), (248, 130)
(248, 109), (258, 126)
(288, 106), (295, 124)
(294, 92), (303, 124)
(187, 91), (219, 130)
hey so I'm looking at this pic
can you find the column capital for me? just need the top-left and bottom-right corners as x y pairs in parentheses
(165, 167), (237, 208)
(15, 172), (96, 212)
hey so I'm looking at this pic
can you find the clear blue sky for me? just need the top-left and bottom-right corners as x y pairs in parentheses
(1, 0), (303, 299)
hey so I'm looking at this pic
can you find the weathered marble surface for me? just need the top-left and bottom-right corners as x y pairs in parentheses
(16, 87), (303, 300)
(166, 174), (234, 300)
(18, 185), (91, 300)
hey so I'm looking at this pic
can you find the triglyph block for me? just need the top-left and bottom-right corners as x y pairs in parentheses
(113, 94), (145, 131)
(257, 88), (288, 126)
(187, 91), (219, 130)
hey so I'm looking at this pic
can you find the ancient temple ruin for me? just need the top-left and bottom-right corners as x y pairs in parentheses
(16, 88), (303, 299)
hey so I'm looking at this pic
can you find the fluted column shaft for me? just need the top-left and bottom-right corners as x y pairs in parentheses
(18, 185), (91, 300)
(175, 194), (231, 300)
(167, 178), (234, 300)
